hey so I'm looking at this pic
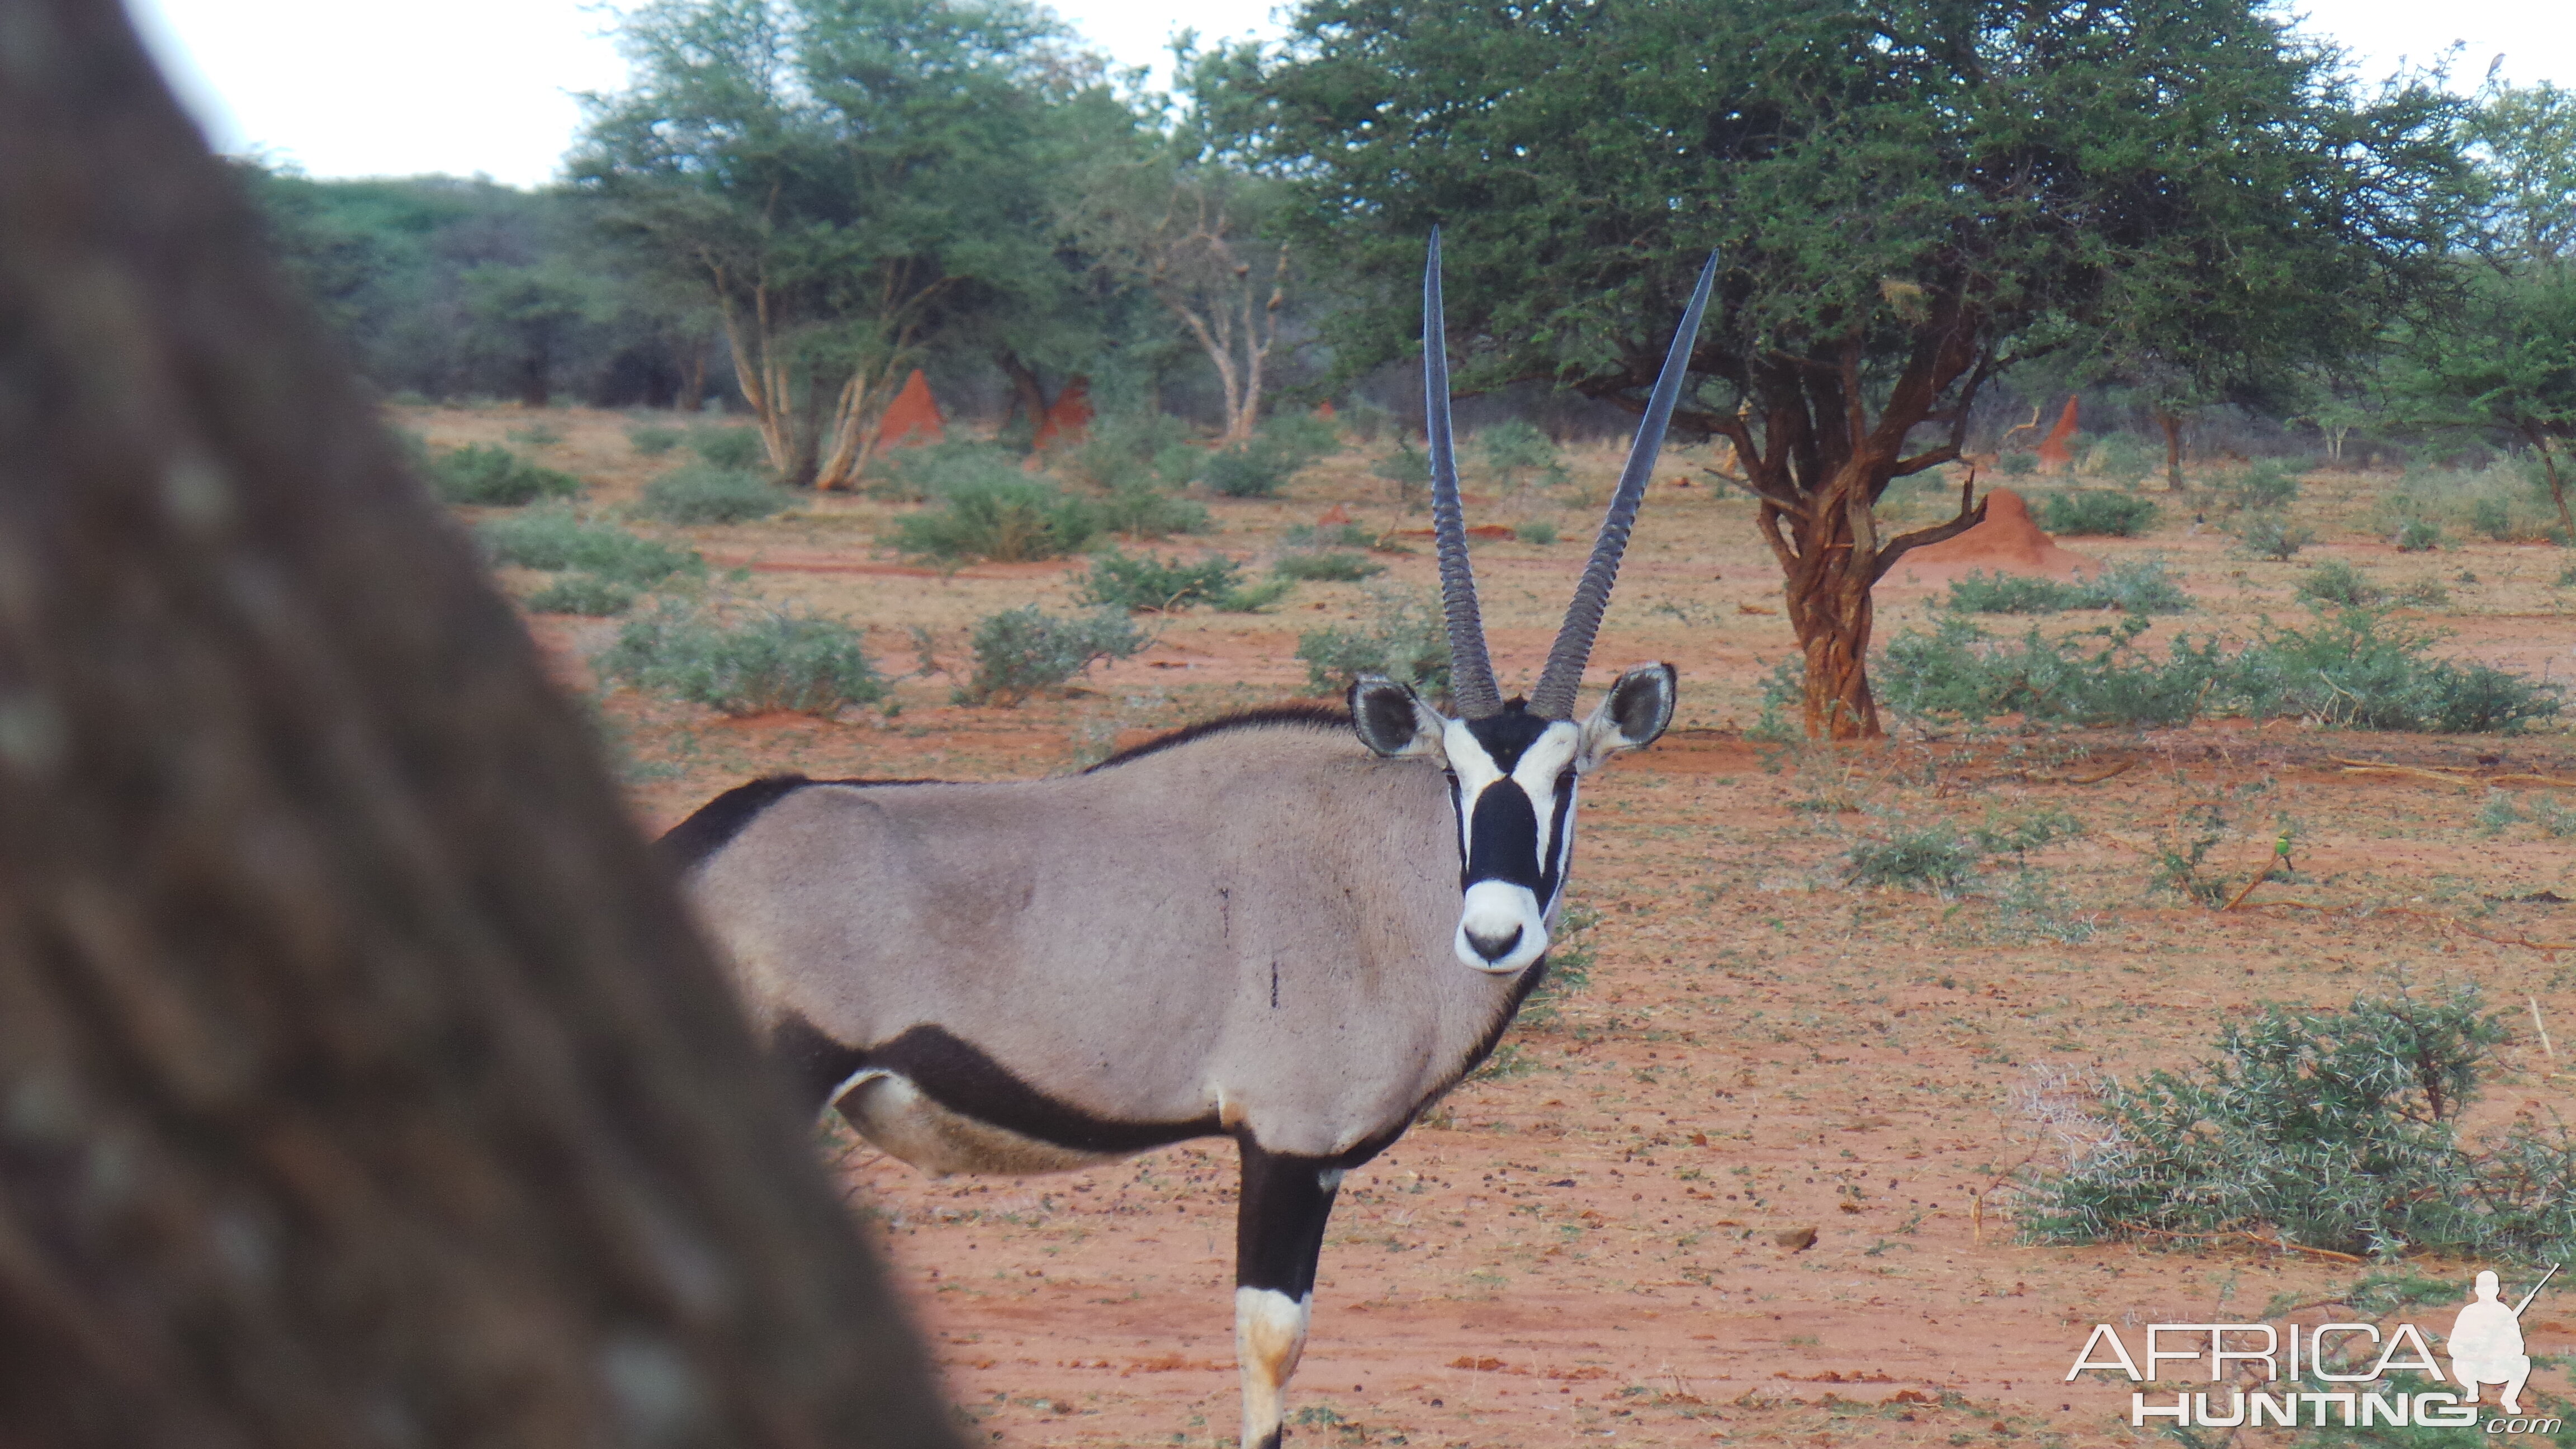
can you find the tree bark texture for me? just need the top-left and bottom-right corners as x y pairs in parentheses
(1711, 323), (1990, 740)
(2154, 409), (2185, 491)
(0, 4), (961, 1446)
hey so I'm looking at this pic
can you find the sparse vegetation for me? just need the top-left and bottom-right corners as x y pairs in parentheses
(2233, 509), (2314, 560)
(1881, 606), (2562, 733)
(689, 427), (766, 470)
(892, 477), (1099, 562)
(1096, 483), (1211, 539)
(2394, 518), (2444, 552)
(1077, 551), (1247, 612)
(1274, 550), (1386, 582)
(2295, 558), (2381, 606)
(2036, 491), (2159, 537)
(1477, 419), (1568, 488)
(1200, 418), (1337, 498)
(428, 443), (584, 506)
(956, 605), (1144, 705)
(1515, 519), (1560, 545)
(479, 506), (704, 586)
(1944, 558), (2190, 615)
(2023, 988), (2576, 1261)
(627, 423), (684, 456)
(526, 573), (637, 615)
(598, 605), (886, 716)
(2221, 460), (2300, 510)
(634, 462), (791, 525)
(1296, 586), (1451, 695)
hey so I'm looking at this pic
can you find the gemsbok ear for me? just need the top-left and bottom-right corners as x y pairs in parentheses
(1575, 663), (1677, 771)
(1348, 676), (1446, 759)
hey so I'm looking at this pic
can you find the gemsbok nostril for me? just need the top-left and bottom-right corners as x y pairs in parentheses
(1466, 925), (1522, 961)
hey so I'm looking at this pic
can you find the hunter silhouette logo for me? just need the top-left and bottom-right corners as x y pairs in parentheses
(2067, 1265), (2560, 1430)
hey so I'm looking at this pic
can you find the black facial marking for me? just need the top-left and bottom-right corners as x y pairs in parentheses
(1235, 1138), (1343, 1297)
(1465, 779), (1545, 892)
(860, 1025), (1223, 1155)
(1457, 704), (1553, 772)
(770, 1013), (867, 1114)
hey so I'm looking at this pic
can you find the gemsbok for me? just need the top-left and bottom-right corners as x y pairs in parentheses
(664, 236), (1717, 1448)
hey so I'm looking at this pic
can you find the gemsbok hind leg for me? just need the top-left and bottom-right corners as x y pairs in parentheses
(1235, 1140), (1344, 1449)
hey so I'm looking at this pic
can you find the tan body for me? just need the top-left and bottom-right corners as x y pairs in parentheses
(686, 717), (1530, 1166)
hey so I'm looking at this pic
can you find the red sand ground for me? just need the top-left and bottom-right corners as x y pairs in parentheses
(1889, 489), (2099, 585)
(432, 405), (2576, 1449)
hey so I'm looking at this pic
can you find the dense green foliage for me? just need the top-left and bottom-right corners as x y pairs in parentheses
(1076, 551), (1246, 612)
(1881, 607), (2563, 733)
(479, 506), (704, 586)
(892, 477), (1099, 562)
(1296, 587), (1451, 696)
(427, 443), (584, 506)
(956, 605), (1144, 704)
(635, 464), (793, 524)
(599, 606), (886, 715)
(1945, 560), (2190, 615)
(2024, 989), (2574, 1261)
(2036, 492), (2159, 538)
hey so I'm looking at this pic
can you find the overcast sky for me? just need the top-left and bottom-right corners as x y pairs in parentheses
(126, 0), (2573, 190)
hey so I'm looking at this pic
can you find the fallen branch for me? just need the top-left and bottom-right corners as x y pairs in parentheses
(2129, 1229), (2370, 1265)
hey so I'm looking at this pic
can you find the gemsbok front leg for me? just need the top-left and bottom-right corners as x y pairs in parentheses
(1235, 1140), (1345, 1449)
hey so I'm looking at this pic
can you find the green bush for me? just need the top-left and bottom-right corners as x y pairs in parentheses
(1296, 586), (1451, 695)
(429, 443), (584, 506)
(526, 574), (637, 616)
(1202, 416), (1339, 499)
(2296, 558), (2381, 606)
(1371, 439), (1430, 509)
(1516, 519), (1560, 544)
(1096, 483), (1211, 539)
(1077, 550), (1245, 612)
(875, 442), (1030, 504)
(2395, 518), (2444, 552)
(1844, 822), (1985, 896)
(2037, 490), (2158, 537)
(1340, 399), (1393, 443)
(635, 463), (792, 525)
(479, 506), (704, 586)
(2021, 988), (2575, 1261)
(1285, 522), (1377, 549)
(1945, 558), (2190, 615)
(1883, 607), (2562, 734)
(689, 427), (766, 469)
(892, 476), (1098, 562)
(2233, 509), (2314, 561)
(1996, 451), (2037, 477)
(2228, 606), (2563, 733)
(598, 606), (885, 716)
(627, 424), (683, 456)
(1478, 419), (1566, 486)
(1881, 615), (2223, 728)
(2083, 432), (2154, 487)
(1274, 550), (1386, 582)
(956, 605), (1143, 705)
(1069, 411), (1194, 490)
(508, 423), (564, 448)
(2224, 460), (2300, 510)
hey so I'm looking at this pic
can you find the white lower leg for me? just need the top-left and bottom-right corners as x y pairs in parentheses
(1235, 1286), (1311, 1449)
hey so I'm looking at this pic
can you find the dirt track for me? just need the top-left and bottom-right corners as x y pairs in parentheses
(431, 405), (2576, 1447)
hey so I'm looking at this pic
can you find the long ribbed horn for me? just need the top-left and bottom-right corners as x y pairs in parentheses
(1526, 252), (1719, 721)
(1424, 230), (1503, 718)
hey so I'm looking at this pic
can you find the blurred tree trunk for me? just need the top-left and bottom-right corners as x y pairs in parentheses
(0, 3), (959, 1447)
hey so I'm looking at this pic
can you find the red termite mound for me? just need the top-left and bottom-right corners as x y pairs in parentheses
(2035, 396), (2080, 469)
(879, 368), (944, 449)
(1891, 489), (2097, 583)
(1033, 377), (1093, 448)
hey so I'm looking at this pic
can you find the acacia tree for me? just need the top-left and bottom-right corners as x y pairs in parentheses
(576, 0), (1122, 487)
(0, 0), (956, 1440)
(2392, 83), (2576, 536)
(1248, 0), (2462, 737)
(1065, 129), (1293, 442)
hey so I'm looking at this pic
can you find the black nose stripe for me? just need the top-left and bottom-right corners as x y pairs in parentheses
(1464, 780), (1545, 891)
